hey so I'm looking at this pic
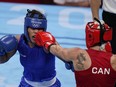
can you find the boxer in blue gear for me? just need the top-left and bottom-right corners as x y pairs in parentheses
(0, 9), (61, 87)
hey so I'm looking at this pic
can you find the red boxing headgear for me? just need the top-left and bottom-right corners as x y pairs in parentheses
(85, 21), (112, 48)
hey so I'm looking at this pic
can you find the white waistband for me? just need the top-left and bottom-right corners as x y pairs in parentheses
(24, 76), (56, 87)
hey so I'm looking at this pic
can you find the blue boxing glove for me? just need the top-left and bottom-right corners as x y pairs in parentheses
(65, 61), (74, 72)
(0, 35), (18, 56)
(0, 44), (5, 56)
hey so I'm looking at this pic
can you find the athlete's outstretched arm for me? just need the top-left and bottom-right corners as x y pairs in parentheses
(34, 31), (90, 71)
(49, 45), (90, 71)
(49, 44), (80, 62)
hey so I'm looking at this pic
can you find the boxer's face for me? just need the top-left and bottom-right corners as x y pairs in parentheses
(28, 27), (44, 43)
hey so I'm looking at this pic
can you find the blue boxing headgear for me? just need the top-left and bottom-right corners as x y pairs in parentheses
(24, 9), (47, 41)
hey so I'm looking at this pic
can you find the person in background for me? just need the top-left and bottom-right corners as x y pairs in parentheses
(90, 0), (116, 54)
(34, 19), (116, 87)
(53, 0), (90, 7)
(0, 9), (61, 87)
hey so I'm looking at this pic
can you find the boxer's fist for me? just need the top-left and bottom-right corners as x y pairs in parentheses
(34, 31), (56, 51)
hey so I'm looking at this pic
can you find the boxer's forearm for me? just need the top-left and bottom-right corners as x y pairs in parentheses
(50, 45), (71, 62)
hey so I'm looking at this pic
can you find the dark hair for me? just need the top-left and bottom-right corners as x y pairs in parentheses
(26, 9), (46, 19)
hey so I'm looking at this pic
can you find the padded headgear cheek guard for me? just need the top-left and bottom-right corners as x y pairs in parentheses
(86, 22), (112, 48)
(24, 10), (47, 42)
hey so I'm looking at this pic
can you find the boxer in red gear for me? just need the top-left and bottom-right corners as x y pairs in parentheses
(35, 20), (116, 87)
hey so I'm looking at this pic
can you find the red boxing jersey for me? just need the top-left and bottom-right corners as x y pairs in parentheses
(74, 49), (116, 87)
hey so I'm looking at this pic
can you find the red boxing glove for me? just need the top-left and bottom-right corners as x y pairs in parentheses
(34, 31), (56, 51)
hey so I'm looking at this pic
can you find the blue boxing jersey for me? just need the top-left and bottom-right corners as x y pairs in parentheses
(17, 34), (56, 82)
